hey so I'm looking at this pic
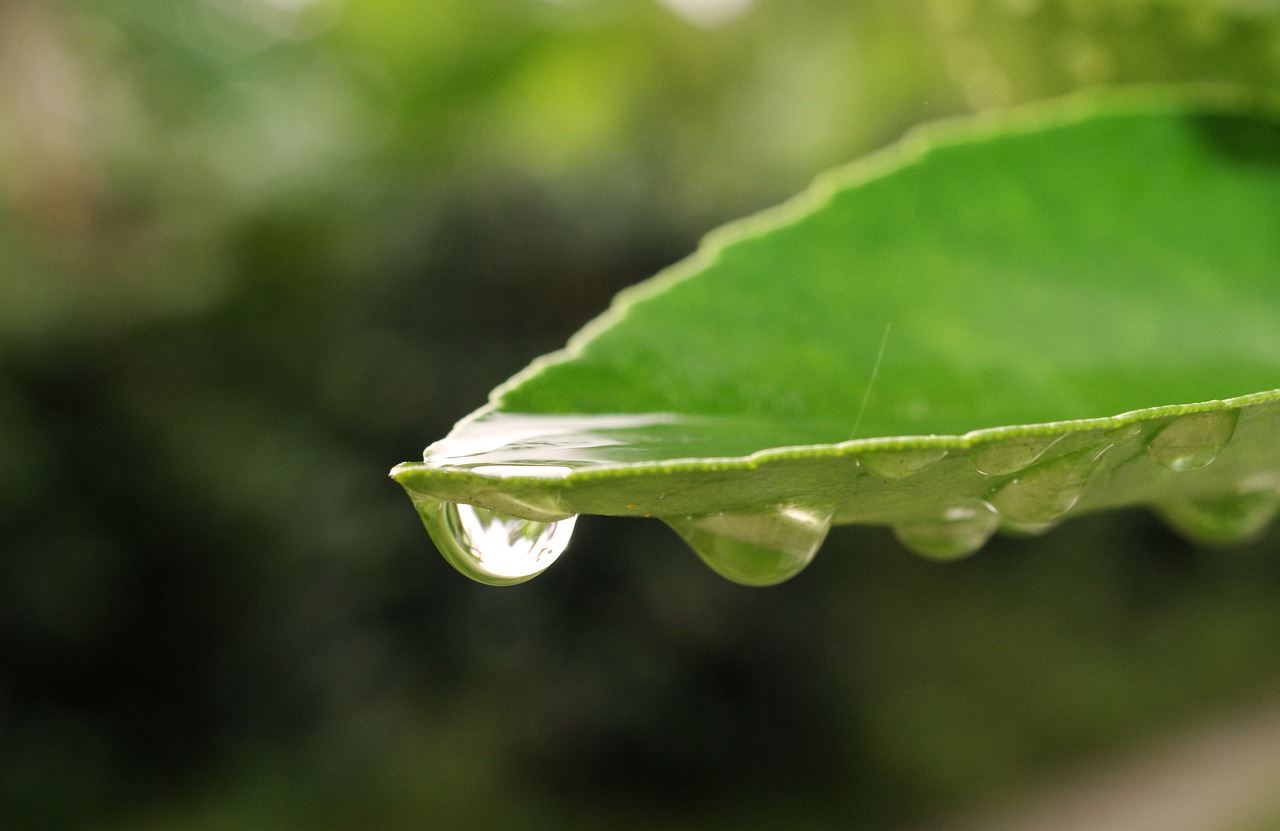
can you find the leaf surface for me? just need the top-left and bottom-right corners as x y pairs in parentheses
(393, 90), (1280, 581)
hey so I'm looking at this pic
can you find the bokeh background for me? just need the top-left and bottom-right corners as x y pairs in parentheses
(4, 1), (1280, 828)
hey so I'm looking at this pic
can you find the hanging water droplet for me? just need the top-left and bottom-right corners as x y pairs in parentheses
(664, 505), (832, 587)
(859, 447), (947, 480)
(894, 500), (998, 561)
(1157, 491), (1280, 547)
(986, 448), (1100, 524)
(968, 434), (1063, 476)
(1145, 410), (1238, 472)
(418, 498), (576, 586)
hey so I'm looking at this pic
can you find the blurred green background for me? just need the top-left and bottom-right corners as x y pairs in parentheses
(4, 0), (1280, 828)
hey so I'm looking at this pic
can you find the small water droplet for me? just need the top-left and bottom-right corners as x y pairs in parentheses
(860, 448), (947, 480)
(664, 505), (832, 587)
(894, 500), (998, 561)
(1145, 410), (1238, 472)
(968, 434), (1063, 476)
(986, 448), (1100, 524)
(1157, 491), (1280, 547)
(419, 499), (576, 586)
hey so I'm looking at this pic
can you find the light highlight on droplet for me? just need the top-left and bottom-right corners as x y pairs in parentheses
(420, 499), (576, 586)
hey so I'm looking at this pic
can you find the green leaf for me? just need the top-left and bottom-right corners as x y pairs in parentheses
(393, 89), (1280, 586)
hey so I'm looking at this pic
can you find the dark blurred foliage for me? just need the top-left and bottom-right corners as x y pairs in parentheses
(2, 1), (1280, 828)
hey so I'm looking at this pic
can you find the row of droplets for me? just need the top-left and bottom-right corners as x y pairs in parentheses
(423, 407), (1276, 587)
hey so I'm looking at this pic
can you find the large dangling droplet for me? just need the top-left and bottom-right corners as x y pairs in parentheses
(664, 505), (833, 587)
(418, 498), (576, 586)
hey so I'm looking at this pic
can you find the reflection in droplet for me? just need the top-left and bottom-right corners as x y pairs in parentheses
(968, 434), (1063, 476)
(986, 448), (1100, 524)
(1145, 410), (1238, 472)
(1157, 491), (1280, 547)
(664, 505), (832, 587)
(420, 499), (576, 586)
(860, 448), (947, 480)
(894, 500), (998, 561)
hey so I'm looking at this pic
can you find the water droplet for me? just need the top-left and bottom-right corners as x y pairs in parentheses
(664, 505), (832, 587)
(1157, 491), (1280, 547)
(859, 448), (947, 480)
(1145, 410), (1238, 472)
(968, 434), (1063, 476)
(419, 499), (576, 586)
(894, 500), (998, 561)
(986, 448), (1100, 524)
